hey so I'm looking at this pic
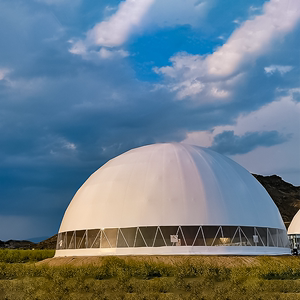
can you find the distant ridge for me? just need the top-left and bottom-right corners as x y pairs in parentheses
(1, 174), (299, 250)
(253, 174), (300, 228)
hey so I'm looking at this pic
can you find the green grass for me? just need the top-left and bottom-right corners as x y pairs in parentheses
(0, 249), (55, 263)
(1, 252), (300, 299)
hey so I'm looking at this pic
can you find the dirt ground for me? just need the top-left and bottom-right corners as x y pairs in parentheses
(37, 255), (267, 267)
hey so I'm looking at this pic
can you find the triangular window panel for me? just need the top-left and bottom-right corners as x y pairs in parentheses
(211, 227), (223, 246)
(177, 227), (187, 246)
(66, 231), (74, 249)
(231, 227), (241, 246)
(78, 231), (87, 249)
(104, 228), (118, 248)
(278, 230), (289, 248)
(193, 227), (205, 246)
(256, 227), (267, 246)
(153, 227), (166, 247)
(160, 226), (179, 246)
(56, 233), (62, 249)
(76, 230), (86, 249)
(121, 227), (137, 247)
(278, 233), (284, 247)
(240, 227), (252, 246)
(117, 229), (129, 248)
(139, 227), (157, 247)
(269, 228), (278, 247)
(101, 231), (111, 248)
(202, 226), (219, 246)
(88, 229), (101, 248)
(222, 226), (239, 246)
(267, 228), (275, 247)
(254, 228), (265, 246)
(181, 226), (200, 246)
(68, 231), (76, 249)
(134, 228), (147, 247)
(58, 232), (67, 249)
(153, 227), (167, 247)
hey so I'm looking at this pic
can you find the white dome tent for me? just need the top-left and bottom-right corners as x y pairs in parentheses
(288, 210), (300, 249)
(55, 143), (289, 256)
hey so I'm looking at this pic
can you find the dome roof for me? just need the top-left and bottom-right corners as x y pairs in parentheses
(59, 143), (285, 232)
(288, 210), (300, 234)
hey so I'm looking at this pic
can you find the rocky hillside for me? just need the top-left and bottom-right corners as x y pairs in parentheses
(253, 174), (300, 228)
(0, 240), (36, 249)
(1, 174), (299, 250)
(35, 234), (58, 250)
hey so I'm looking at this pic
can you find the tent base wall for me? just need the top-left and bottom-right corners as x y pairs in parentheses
(55, 246), (290, 257)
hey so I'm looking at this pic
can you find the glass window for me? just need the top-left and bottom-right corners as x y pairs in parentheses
(66, 231), (75, 249)
(202, 226), (219, 246)
(177, 227), (187, 246)
(117, 229), (128, 248)
(240, 227), (254, 246)
(267, 228), (275, 247)
(101, 230), (110, 248)
(278, 229), (289, 248)
(87, 229), (101, 248)
(120, 227), (136, 247)
(181, 226), (200, 246)
(56, 233), (64, 250)
(221, 226), (239, 246)
(134, 228), (147, 247)
(103, 228), (118, 248)
(67, 231), (75, 249)
(76, 230), (86, 249)
(153, 227), (166, 247)
(193, 227), (206, 246)
(211, 227), (224, 246)
(160, 226), (179, 246)
(256, 227), (267, 246)
(57, 226), (289, 249)
(139, 227), (157, 247)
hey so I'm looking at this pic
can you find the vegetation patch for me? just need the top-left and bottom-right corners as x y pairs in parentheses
(1, 252), (300, 299)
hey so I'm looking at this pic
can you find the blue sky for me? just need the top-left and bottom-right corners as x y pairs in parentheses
(0, 0), (299, 241)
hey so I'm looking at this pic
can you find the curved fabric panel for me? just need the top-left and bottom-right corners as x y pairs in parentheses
(59, 143), (285, 233)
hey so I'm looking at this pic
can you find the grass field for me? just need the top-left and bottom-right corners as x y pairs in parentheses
(1, 250), (300, 299)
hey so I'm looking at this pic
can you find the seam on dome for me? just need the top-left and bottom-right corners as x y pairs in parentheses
(189, 145), (227, 223)
(220, 156), (267, 228)
(180, 144), (207, 212)
(171, 144), (187, 217)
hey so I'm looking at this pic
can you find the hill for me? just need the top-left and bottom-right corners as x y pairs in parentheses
(253, 174), (300, 227)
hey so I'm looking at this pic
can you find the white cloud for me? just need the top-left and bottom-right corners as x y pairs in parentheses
(184, 94), (300, 185)
(70, 0), (213, 61)
(156, 0), (300, 100)
(0, 68), (11, 80)
(98, 48), (129, 59)
(86, 0), (154, 48)
(70, 0), (154, 60)
(264, 65), (294, 75)
(63, 141), (76, 150)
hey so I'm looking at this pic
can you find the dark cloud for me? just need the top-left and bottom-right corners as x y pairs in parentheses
(0, 0), (299, 239)
(210, 130), (290, 155)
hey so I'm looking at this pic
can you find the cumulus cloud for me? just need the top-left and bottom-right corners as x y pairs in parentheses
(86, 0), (154, 47)
(209, 130), (289, 155)
(264, 65), (294, 75)
(70, 0), (155, 59)
(156, 0), (300, 100)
